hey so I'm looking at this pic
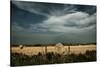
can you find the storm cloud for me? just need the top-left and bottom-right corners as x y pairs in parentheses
(11, 1), (96, 44)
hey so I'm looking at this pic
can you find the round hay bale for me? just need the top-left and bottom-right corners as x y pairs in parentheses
(19, 45), (23, 49)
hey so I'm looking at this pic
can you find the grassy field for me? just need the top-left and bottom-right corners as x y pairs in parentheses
(11, 44), (96, 66)
(11, 45), (96, 56)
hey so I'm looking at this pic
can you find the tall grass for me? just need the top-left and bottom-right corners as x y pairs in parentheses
(11, 50), (96, 66)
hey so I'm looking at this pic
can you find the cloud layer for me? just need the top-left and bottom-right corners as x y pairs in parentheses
(11, 1), (96, 44)
(31, 12), (96, 33)
(12, 1), (96, 33)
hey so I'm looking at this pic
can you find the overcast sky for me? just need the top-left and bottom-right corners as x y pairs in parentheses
(11, 1), (96, 45)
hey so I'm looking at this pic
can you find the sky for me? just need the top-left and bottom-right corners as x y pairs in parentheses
(11, 1), (96, 45)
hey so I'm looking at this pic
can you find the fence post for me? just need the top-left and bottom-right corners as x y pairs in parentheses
(68, 45), (70, 55)
(44, 46), (47, 63)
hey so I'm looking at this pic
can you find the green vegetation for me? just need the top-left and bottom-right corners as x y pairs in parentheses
(11, 50), (96, 66)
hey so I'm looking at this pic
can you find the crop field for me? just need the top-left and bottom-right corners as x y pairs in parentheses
(11, 45), (96, 56)
(11, 44), (96, 66)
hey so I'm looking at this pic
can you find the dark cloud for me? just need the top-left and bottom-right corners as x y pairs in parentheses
(11, 2), (46, 28)
(76, 5), (96, 15)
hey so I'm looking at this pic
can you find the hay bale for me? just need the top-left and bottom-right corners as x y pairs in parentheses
(55, 43), (64, 54)
(19, 45), (23, 49)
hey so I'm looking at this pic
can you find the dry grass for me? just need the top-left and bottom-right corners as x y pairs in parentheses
(11, 45), (96, 56)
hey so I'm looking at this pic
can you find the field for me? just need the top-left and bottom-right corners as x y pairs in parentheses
(11, 45), (96, 56)
(11, 44), (96, 66)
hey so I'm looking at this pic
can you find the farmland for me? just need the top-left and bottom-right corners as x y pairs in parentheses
(11, 44), (96, 66)
(11, 45), (96, 56)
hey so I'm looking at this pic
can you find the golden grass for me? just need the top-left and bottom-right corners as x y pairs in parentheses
(11, 45), (96, 56)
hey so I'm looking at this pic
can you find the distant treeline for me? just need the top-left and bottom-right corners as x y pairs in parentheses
(11, 50), (96, 66)
(11, 43), (96, 47)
